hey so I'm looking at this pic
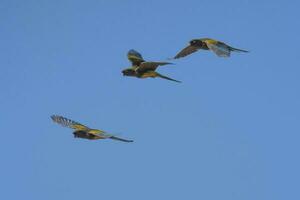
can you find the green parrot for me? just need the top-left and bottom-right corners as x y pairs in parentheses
(51, 115), (133, 143)
(122, 49), (181, 83)
(174, 38), (248, 59)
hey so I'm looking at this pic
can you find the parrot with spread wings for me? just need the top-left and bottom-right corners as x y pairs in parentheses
(122, 49), (181, 83)
(174, 38), (248, 59)
(51, 115), (133, 143)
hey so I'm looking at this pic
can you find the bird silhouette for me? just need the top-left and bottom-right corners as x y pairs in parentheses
(51, 115), (133, 142)
(174, 38), (248, 59)
(122, 49), (181, 83)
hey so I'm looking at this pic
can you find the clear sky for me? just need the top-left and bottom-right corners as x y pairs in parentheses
(1, 0), (300, 199)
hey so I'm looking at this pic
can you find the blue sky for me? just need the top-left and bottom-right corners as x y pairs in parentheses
(1, 0), (300, 199)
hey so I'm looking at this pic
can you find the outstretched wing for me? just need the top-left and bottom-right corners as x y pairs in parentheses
(137, 61), (173, 73)
(174, 45), (199, 59)
(205, 41), (231, 57)
(51, 115), (89, 131)
(127, 49), (145, 66)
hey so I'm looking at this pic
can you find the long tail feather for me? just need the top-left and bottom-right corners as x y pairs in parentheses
(229, 46), (249, 53)
(109, 136), (133, 143)
(156, 72), (181, 83)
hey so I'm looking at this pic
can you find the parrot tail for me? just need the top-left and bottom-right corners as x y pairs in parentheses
(101, 132), (133, 143)
(156, 72), (182, 83)
(229, 46), (249, 53)
(109, 136), (134, 143)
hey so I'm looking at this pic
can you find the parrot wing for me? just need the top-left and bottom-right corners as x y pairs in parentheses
(174, 45), (199, 59)
(127, 49), (145, 66)
(205, 42), (231, 57)
(137, 61), (173, 73)
(51, 115), (90, 131)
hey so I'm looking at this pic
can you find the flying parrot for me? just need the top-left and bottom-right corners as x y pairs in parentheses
(51, 115), (133, 143)
(122, 49), (181, 83)
(174, 38), (248, 59)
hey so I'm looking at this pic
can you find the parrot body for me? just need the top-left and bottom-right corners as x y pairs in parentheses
(51, 115), (133, 142)
(174, 38), (248, 59)
(122, 49), (181, 83)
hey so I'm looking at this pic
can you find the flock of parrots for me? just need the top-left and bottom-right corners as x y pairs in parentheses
(51, 38), (248, 143)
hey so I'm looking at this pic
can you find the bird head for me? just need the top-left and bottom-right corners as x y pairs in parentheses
(73, 132), (79, 138)
(122, 68), (136, 77)
(190, 39), (203, 46)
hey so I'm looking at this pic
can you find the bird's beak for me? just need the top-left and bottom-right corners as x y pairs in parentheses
(121, 70), (126, 76)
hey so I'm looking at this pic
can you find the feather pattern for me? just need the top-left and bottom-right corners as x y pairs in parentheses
(51, 115), (89, 130)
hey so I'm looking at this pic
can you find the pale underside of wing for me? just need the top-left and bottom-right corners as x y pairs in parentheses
(206, 42), (230, 57)
(51, 115), (89, 131)
(174, 45), (199, 59)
